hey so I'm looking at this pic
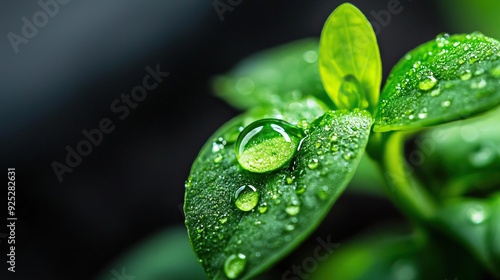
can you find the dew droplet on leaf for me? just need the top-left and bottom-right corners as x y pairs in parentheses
(236, 119), (304, 173)
(418, 75), (438, 91)
(224, 253), (246, 279)
(234, 185), (259, 212)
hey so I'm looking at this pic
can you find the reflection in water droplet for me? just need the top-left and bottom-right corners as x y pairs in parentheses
(337, 75), (365, 110)
(418, 76), (438, 91)
(234, 185), (259, 212)
(224, 253), (246, 279)
(308, 158), (319, 170)
(236, 119), (304, 173)
(460, 70), (472, 80)
(467, 204), (487, 224)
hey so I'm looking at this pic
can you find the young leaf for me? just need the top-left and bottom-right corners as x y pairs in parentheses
(375, 32), (500, 132)
(319, 3), (382, 112)
(435, 194), (500, 277)
(213, 39), (335, 110)
(184, 103), (372, 279)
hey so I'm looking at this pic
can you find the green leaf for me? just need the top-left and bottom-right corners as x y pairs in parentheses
(310, 229), (483, 280)
(409, 107), (500, 198)
(184, 101), (372, 279)
(435, 193), (500, 277)
(375, 32), (500, 132)
(319, 3), (382, 112)
(97, 226), (206, 280)
(213, 39), (335, 110)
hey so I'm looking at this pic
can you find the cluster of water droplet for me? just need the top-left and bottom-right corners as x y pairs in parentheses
(377, 32), (500, 129)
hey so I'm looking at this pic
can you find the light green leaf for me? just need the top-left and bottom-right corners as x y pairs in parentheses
(375, 32), (500, 132)
(213, 39), (334, 110)
(435, 194), (500, 277)
(184, 100), (372, 279)
(319, 3), (382, 112)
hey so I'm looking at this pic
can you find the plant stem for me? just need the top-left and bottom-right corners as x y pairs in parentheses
(378, 131), (437, 222)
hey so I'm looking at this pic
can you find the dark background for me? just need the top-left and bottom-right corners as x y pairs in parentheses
(0, 0), (458, 279)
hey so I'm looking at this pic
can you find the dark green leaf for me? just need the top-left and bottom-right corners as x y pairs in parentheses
(319, 3), (382, 112)
(184, 101), (372, 279)
(375, 33), (500, 132)
(409, 107), (500, 198)
(97, 227), (206, 280)
(213, 39), (334, 110)
(310, 229), (483, 280)
(435, 194), (500, 277)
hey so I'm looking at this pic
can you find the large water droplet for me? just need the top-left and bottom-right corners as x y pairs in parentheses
(471, 78), (487, 89)
(224, 253), (246, 279)
(418, 76), (438, 91)
(467, 204), (487, 225)
(234, 185), (259, 211)
(317, 186), (329, 200)
(337, 75), (365, 110)
(236, 119), (304, 173)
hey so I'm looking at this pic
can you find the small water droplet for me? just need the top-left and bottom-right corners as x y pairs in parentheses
(467, 204), (487, 225)
(236, 119), (304, 173)
(408, 114), (415, 120)
(214, 154), (223, 163)
(460, 70), (472, 80)
(317, 186), (329, 200)
(469, 54), (479, 64)
(475, 68), (485, 76)
(303, 50), (318, 63)
(285, 224), (295, 231)
(418, 112), (428, 119)
(430, 88), (441, 97)
(441, 100), (451, 108)
(224, 253), (246, 279)
(286, 175), (295, 185)
(418, 76), (438, 91)
(234, 185), (259, 212)
(258, 202), (268, 214)
(307, 158), (319, 169)
(471, 78), (487, 89)
(337, 75), (365, 110)
(285, 202), (300, 215)
(413, 61), (421, 68)
(296, 184), (306, 194)
(220, 217), (228, 224)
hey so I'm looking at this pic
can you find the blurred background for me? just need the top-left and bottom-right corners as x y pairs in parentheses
(0, 0), (498, 279)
